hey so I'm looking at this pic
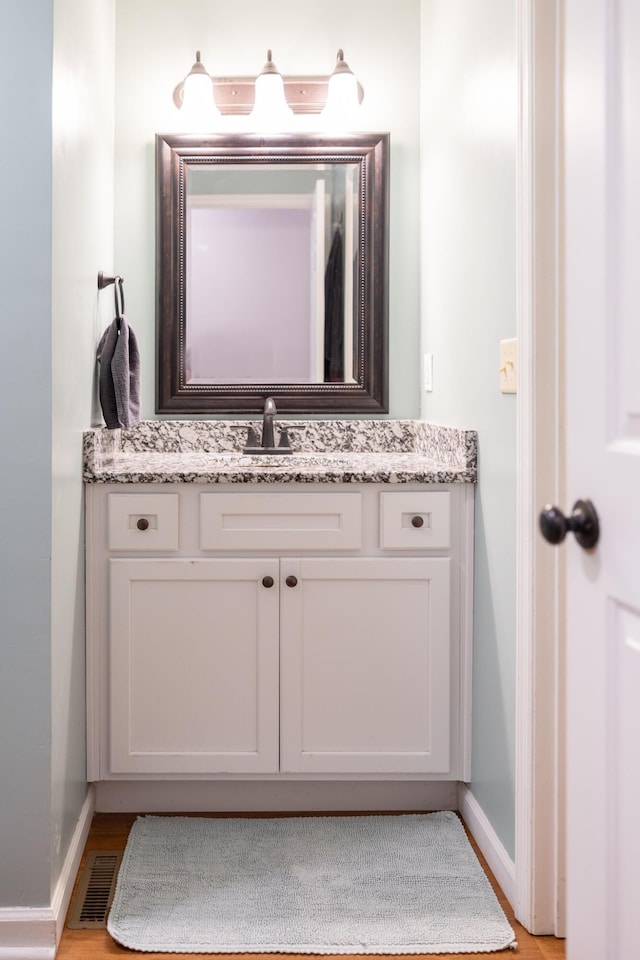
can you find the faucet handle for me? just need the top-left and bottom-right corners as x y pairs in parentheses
(277, 428), (292, 451)
(264, 397), (277, 415)
(243, 425), (260, 453)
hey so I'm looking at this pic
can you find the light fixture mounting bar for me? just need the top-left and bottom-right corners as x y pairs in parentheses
(217, 76), (328, 114)
(173, 76), (364, 115)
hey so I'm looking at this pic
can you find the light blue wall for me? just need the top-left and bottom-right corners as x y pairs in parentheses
(0, 0), (54, 907)
(420, 0), (518, 858)
(113, 0), (422, 419)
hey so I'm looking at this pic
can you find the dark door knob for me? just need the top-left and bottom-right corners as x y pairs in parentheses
(539, 499), (599, 549)
(262, 576), (275, 588)
(285, 575), (298, 588)
(136, 517), (149, 531)
(411, 515), (424, 528)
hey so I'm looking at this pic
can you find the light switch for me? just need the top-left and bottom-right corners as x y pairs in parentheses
(499, 339), (517, 394)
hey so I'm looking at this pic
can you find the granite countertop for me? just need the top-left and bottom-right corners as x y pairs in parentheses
(83, 420), (478, 485)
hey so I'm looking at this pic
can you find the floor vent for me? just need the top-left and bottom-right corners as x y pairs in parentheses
(67, 850), (122, 929)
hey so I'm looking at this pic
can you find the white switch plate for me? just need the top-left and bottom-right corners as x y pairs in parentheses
(499, 339), (517, 394)
(423, 353), (433, 392)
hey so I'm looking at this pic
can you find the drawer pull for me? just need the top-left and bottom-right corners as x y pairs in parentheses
(285, 575), (298, 588)
(262, 576), (275, 588)
(136, 517), (150, 531)
(411, 515), (424, 528)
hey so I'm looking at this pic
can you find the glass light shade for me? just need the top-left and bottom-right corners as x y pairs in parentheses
(321, 50), (361, 128)
(249, 51), (294, 131)
(178, 52), (221, 130)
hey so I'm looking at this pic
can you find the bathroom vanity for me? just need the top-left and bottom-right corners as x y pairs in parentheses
(84, 419), (477, 804)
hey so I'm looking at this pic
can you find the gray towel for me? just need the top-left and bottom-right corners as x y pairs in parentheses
(97, 316), (141, 429)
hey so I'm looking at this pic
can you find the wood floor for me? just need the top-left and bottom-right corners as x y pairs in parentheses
(57, 813), (566, 960)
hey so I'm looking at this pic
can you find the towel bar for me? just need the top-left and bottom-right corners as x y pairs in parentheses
(98, 271), (125, 320)
(97, 271), (123, 290)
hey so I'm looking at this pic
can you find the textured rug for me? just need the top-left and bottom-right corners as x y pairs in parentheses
(107, 812), (516, 954)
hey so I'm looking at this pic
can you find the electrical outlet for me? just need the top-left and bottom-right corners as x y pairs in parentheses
(423, 353), (433, 392)
(499, 339), (517, 394)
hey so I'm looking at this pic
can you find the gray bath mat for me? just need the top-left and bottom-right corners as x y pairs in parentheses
(107, 811), (516, 954)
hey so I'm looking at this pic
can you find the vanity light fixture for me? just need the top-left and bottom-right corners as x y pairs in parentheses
(172, 49), (364, 122)
(173, 50), (221, 128)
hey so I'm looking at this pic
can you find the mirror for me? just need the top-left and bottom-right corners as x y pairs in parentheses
(156, 132), (389, 413)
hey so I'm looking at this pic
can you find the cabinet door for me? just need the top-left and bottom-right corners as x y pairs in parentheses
(109, 558), (279, 774)
(280, 558), (451, 774)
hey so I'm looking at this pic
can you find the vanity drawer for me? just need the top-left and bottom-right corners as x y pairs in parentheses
(380, 492), (450, 550)
(108, 494), (179, 551)
(200, 492), (362, 551)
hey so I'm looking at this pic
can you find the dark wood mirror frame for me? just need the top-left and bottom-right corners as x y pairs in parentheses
(156, 132), (389, 414)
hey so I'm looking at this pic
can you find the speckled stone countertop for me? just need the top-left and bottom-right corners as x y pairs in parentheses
(83, 420), (477, 485)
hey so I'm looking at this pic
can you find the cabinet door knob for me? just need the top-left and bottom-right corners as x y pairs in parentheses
(262, 576), (275, 588)
(285, 575), (298, 588)
(411, 515), (424, 528)
(136, 517), (150, 531)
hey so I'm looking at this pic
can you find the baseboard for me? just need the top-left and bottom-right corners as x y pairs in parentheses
(0, 906), (57, 960)
(52, 785), (96, 945)
(0, 785), (95, 960)
(95, 779), (459, 813)
(0, 945), (56, 960)
(458, 784), (516, 908)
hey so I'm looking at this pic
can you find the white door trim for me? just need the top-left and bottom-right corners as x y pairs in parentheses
(515, 0), (564, 936)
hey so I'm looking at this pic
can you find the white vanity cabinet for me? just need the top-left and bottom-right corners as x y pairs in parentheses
(85, 482), (474, 784)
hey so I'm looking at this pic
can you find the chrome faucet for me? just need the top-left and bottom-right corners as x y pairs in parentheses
(262, 397), (276, 449)
(243, 397), (293, 454)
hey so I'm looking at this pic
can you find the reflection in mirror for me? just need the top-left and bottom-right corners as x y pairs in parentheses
(186, 162), (359, 385)
(156, 133), (389, 413)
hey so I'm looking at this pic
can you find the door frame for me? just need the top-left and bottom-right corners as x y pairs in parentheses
(514, 0), (565, 936)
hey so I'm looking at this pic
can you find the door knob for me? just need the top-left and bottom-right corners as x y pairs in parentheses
(262, 576), (275, 588)
(539, 499), (600, 549)
(285, 575), (298, 588)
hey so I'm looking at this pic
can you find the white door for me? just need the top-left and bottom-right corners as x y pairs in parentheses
(279, 557), (451, 774)
(109, 558), (280, 775)
(561, 2), (640, 956)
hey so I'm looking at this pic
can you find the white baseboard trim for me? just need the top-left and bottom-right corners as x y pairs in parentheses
(0, 785), (95, 960)
(458, 784), (516, 909)
(0, 906), (57, 960)
(52, 785), (96, 946)
(0, 947), (57, 960)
